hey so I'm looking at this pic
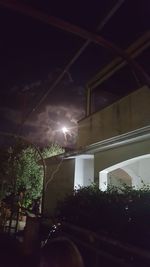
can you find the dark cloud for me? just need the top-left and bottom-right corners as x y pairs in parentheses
(0, 67), (85, 147)
(0, 82), (84, 147)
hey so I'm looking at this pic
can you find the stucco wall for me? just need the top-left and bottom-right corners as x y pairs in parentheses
(94, 138), (150, 180)
(108, 168), (132, 188)
(74, 157), (94, 188)
(77, 86), (150, 148)
(99, 154), (150, 190)
(43, 158), (75, 216)
(126, 158), (150, 185)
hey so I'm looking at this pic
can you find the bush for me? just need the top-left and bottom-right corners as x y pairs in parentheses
(56, 183), (150, 245)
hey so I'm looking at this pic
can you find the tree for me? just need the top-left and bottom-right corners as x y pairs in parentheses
(42, 143), (64, 159)
(16, 144), (64, 207)
(0, 143), (64, 208)
(15, 146), (43, 207)
(0, 148), (13, 199)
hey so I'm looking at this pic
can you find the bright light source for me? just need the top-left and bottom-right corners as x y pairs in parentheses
(62, 127), (68, 134)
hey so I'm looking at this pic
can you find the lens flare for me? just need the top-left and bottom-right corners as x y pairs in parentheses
(62, 126), (68, 134)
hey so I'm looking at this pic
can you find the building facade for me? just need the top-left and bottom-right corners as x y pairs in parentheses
(43, 34), (150, 216)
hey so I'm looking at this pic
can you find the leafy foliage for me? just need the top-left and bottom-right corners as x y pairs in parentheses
(42, 143), (64, 159)
(0, 143), (64, 208)
(15, 146), (43, 207)
(0, 148), (13, 198)
(57, 183), (150, 246)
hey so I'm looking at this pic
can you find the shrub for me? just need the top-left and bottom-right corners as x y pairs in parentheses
(56, 183), (150, 245)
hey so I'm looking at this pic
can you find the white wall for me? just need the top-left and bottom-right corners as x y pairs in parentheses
(99, 154), (150, 190)
(99, 170), (108, 191)
(95, 137), (150, 179)
(74, 155), (94, 188)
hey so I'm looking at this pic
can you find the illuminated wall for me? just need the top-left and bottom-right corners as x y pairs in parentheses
(74, 155), (94, 188)
(99, 154), (150, 190)
(94, 136), (150, 180)
(77, 86), (150, 148)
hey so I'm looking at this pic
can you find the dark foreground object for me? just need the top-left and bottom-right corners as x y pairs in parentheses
(1, 224), (150, 267)
(0, 233), (39, 267)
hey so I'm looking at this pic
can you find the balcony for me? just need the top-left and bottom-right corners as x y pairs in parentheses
(77, 86), (150, 149)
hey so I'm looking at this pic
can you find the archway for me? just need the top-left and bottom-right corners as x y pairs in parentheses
(99, 154), (150, 191)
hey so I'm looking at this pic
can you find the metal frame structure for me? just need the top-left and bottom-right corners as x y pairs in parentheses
(86, 31), (150, 115)
(0, 0), (150, 126)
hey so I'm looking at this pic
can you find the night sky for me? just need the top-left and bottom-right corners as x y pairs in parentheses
(0, 0), (149, 147)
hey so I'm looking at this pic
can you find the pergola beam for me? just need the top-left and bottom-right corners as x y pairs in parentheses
(88, 31), (150, 89)
(0, 0), (149, 87)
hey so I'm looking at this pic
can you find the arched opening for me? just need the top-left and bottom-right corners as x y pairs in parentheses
(108, 168), (132, 188)
(99, 154), (150, 191)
